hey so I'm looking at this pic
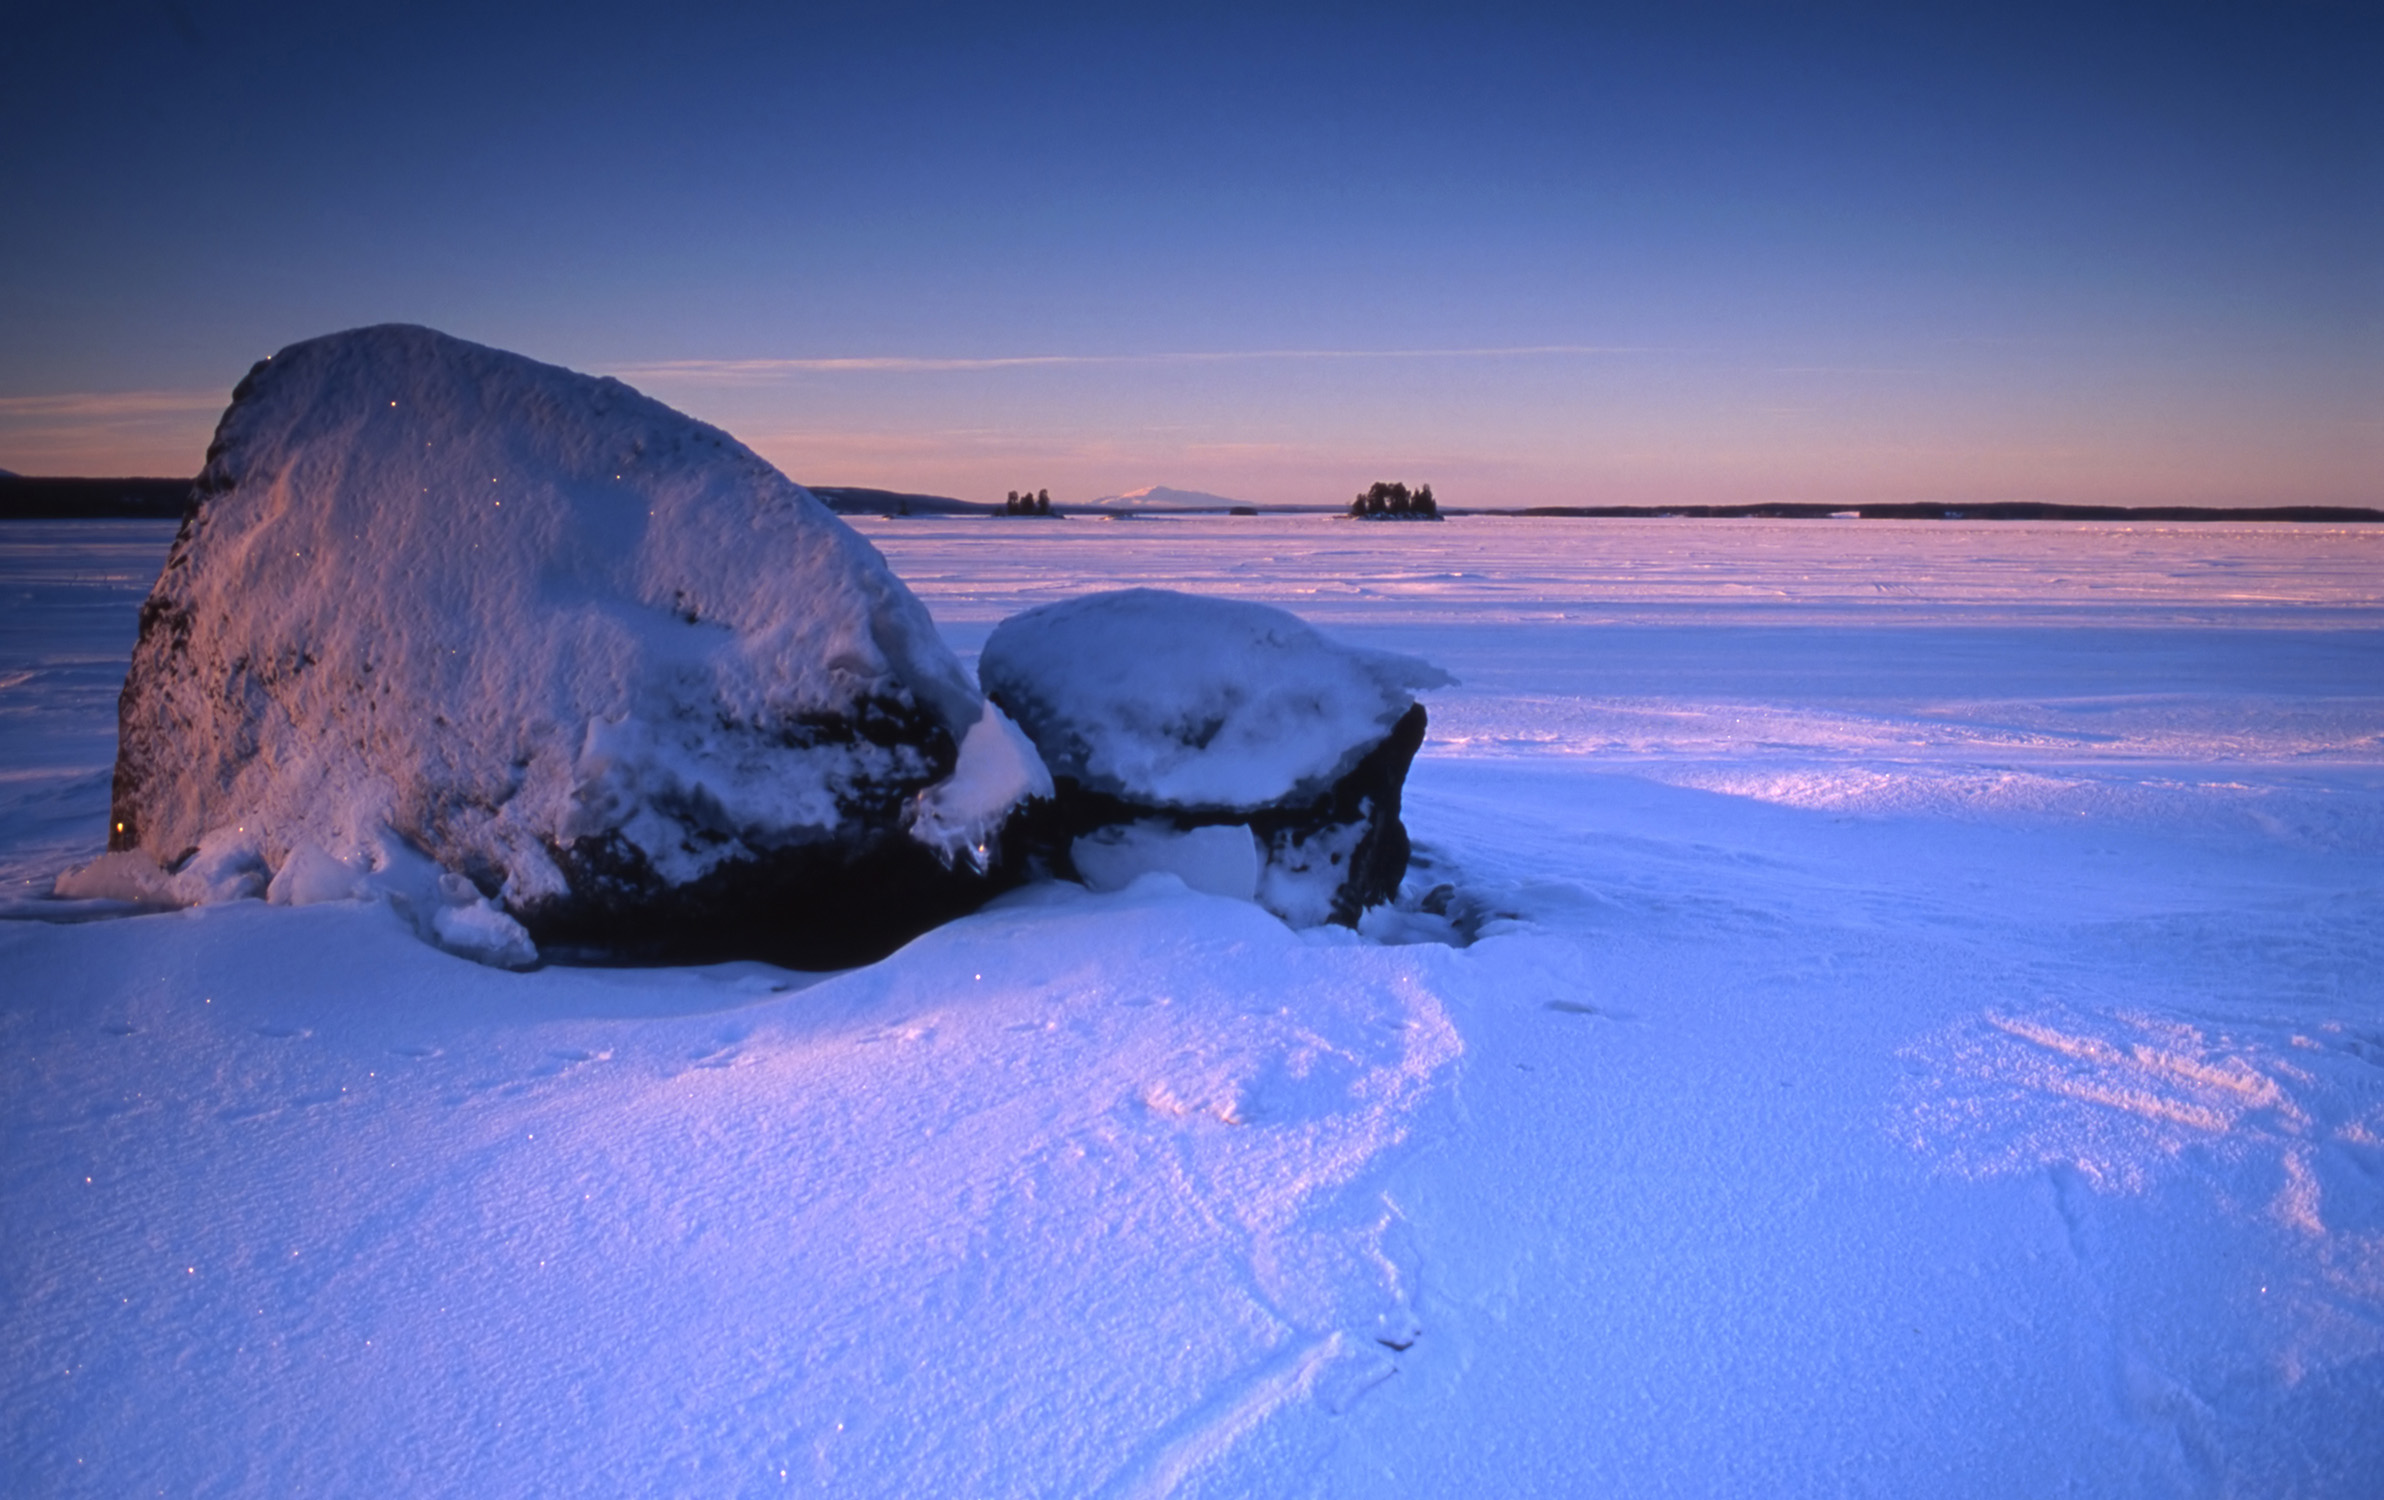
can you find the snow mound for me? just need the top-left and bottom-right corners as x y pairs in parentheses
(979, 589), (1447, 812)
(92, 324), (1044, 966)
(0, 878), (1464, 1494)
(1083, 485), (1249, 511)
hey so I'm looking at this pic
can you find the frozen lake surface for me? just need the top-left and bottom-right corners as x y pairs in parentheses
(5, 516), (2381, 1494)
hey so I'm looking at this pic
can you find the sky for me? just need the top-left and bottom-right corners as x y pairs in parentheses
(2, 0), (2377, 508)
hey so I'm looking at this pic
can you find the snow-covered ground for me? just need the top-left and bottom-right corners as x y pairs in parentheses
(5, 516), (2381, 1494)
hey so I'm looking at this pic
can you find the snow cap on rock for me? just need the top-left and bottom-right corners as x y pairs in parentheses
(977, 588), (1449, 813)
(92, 324), (1039, 966)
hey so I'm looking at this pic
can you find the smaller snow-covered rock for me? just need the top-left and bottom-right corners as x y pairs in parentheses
(979, 589), (1445, 813)
(979, 590), (1446, 926)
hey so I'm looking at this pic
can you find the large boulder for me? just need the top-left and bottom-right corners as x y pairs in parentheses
(68, 324), (1050, 967)
(976, 589), (1447, 926)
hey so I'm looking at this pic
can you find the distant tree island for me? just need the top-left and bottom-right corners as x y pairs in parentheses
(1349, 481), (1441, 521)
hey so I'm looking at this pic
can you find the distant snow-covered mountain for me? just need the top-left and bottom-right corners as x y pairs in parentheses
(1083, 484), (1249, 511)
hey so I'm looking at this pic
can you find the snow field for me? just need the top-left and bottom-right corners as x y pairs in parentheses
(853, 513), (2384, 629)
(6, 515), (2382, 1494)
(874, 514), (2384, 1494)
(3, 880), (1460, 1494)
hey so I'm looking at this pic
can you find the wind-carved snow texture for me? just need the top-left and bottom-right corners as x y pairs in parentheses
(0, 879), (1459, 1496)
(66, 325), (1045, 967)
(1890, 989), (2384, 1490)
(978, 589), (1448, 927)
(1896, 1005), (2384, 1198)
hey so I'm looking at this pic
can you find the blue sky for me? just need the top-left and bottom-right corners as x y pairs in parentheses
(3, 0), (2375, 505)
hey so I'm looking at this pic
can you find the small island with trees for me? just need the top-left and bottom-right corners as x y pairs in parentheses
(1348, 481), (1441, 520)
(1003, 489), (1055, 516)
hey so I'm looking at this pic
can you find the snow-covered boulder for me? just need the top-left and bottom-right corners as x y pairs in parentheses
(78, 324), (1050, 967)
(977, 589), (1447, 926)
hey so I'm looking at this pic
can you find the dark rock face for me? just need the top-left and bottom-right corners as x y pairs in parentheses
(522, 693), (992, 968)
(532, 798), (993, 969)
(1032, 702), (1428, 927)
(975, 590), (1445, 927)
(95, 324), (1047, 967)
(1249, 701), (1428, 924)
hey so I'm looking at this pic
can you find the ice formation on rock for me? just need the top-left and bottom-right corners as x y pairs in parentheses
(978, 589), (1446, 925)
(1070, 821), (1263, 901)
(76, 324), (1047, 966)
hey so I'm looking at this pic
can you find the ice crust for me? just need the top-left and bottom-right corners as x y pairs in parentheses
(907, 700), (1055, 869)
(978, 588), (1448, 813)
(93, 325), (1020, 961)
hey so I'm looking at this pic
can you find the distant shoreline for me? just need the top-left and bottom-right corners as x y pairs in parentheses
(2, 477), (2375, 525)
(0, 477), (192, 520)
(1479, 502), (2384, 523)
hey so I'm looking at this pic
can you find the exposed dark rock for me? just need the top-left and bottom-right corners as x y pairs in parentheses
(1026, 701), (1427, 926)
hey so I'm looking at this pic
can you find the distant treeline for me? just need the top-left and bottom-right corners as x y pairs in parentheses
(804, 486), (986, 517)
(1349, 481), (1440, 520)
(0, 477), (192, 519)
(1492, 502), (2384, 523)
(4, 478), (2373, 526)
(0, 477), (1003, 520)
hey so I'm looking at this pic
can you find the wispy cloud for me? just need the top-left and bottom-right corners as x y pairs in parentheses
(0, 390), (225, 418)
(1767, 366), (1924, 377)
(609, 345), (1652, 382)
(0, 390), (225, 474)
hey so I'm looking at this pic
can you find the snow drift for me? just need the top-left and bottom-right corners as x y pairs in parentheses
(978, 589), (1447, 925)
(7, 515), (2382, 1493)
(73, 324), (1049, 967)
